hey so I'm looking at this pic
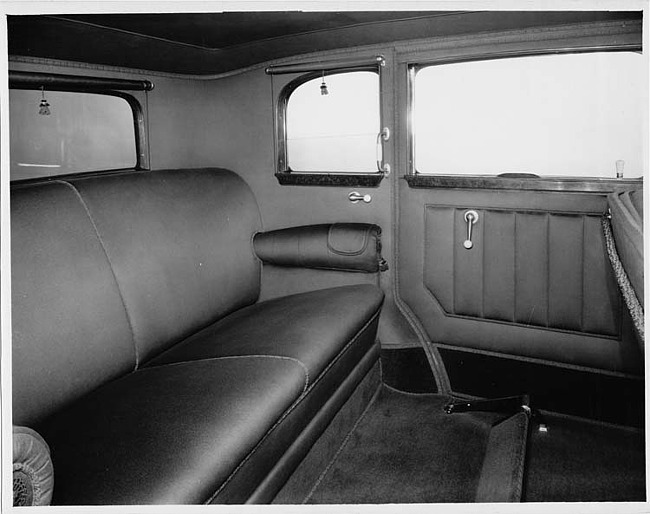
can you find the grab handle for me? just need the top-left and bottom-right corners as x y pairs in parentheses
(376, 127), (391, 176)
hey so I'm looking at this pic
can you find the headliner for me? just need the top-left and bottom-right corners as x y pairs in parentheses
(8, 10), (642, 75)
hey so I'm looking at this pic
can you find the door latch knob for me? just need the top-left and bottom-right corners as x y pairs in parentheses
(349, 191), (372, 204)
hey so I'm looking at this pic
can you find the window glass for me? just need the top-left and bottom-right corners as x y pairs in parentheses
(10, 90), (137, 180)
(286, 71), (380, 172)
(413, 52), (644, 178)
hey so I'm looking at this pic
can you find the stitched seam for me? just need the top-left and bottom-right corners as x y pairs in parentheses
(145, 355), (310, 393)
(302, 382), (382, 504)
(205, 305), (382, 504)
(57, 180), (141, 369)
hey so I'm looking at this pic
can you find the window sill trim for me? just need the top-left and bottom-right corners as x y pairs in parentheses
(275, 171), (385, 187)
(405, 174), (643, 193)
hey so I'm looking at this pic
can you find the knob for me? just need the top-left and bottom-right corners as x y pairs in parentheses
(349, 191), (372, 204)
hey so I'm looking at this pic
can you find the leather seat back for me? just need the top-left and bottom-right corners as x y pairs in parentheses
(67, 168), (262, 363)
(12, 181), (137, 426)
(12, 168), (263, 425)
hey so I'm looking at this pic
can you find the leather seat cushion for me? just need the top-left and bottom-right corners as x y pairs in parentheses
(145, 284), (385, 380)
(38, 357), (308, 505)
(39, 285), (384, 505)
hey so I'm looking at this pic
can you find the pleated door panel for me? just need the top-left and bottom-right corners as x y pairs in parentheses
(423, 206), (621, 337)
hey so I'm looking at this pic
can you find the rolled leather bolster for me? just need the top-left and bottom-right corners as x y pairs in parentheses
(253, 223), (386, 273)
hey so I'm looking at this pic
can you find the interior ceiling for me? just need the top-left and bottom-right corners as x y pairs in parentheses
(8, 11), (641, 75)
(55, 12), (454, 50)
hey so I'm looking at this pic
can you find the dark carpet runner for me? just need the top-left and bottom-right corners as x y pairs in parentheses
(303, 385), (644, 504)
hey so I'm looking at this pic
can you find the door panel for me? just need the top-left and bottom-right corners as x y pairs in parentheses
(399, 185), (642, 376)
(423, 206), (620, 336)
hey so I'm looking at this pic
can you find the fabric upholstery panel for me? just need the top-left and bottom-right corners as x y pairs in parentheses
(38, 357), (308, 505)
(67, 168), (262, 363)
(423, 206), (620, 337)
(547, 214), (584, 331)
(11, 182), (136, 426)
(483, 211), (516, 322)
(514, 212), (549, 326)
(400, 186), (638, 374)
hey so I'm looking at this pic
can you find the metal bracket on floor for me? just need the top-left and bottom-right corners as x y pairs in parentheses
(444, 394), (549, 433)
(444, 394), (532, 418)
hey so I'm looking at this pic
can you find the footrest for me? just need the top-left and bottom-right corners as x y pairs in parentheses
(475, 411), (530, 502)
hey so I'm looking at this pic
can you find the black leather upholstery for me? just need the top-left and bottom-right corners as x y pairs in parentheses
(40, 357), (308, 504)
(254, 223), (384, 273)
(147, 285), (384, 378)
(38, 286), (383, 504)
(67, 169), (263, 363)
(12, 168), (385, 504)
(12, 181), (136, 426)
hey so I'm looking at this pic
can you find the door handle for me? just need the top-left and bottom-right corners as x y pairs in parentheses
(349, 191), (372, 204)
(463, 210), (479, 249)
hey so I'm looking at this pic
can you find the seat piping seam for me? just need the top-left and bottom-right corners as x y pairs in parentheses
(56, 180), (141, 369)
(144, 355), (310, 393)
(205, 304), (382, 504)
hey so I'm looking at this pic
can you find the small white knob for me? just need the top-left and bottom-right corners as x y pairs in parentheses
(463, 240), (473, 249)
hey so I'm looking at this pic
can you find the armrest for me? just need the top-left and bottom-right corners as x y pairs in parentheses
(253, 223), (387, 273)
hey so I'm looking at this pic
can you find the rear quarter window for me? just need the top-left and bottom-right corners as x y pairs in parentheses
(10, 90), (137, 181)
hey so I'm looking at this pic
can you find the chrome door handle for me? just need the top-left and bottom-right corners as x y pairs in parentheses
(349, 191), (372, 204)
(463, 210), (479, 249)
(376, 127), (391, 176)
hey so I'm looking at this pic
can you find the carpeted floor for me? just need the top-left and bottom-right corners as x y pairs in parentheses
(304, 385), (646, 504)
(523, 413), (646, 502)
(305, 387), (503, 503)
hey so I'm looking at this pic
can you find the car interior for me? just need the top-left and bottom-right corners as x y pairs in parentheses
(3, 5), (647, 509)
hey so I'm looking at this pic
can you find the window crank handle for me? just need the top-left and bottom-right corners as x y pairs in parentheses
(463, 210), (479, 249)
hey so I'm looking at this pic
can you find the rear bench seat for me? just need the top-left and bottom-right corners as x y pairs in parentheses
(11, 168), (385, 505)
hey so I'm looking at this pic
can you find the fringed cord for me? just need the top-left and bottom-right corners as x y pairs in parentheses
(601, 214), (644, 345)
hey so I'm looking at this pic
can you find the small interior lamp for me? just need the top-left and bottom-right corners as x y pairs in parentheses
(38, 86), (51, 116)
(320, 70), (329, 96)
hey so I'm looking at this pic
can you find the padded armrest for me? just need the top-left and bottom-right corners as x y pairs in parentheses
(253, 223), (387, 273)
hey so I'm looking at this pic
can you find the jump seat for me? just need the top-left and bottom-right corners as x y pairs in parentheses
(11, 168), (385, 505)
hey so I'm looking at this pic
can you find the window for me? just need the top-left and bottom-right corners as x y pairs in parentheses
(283, 71), (380, 174)
(10, 90), (138, 181)
(412, 52), (645, 178)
